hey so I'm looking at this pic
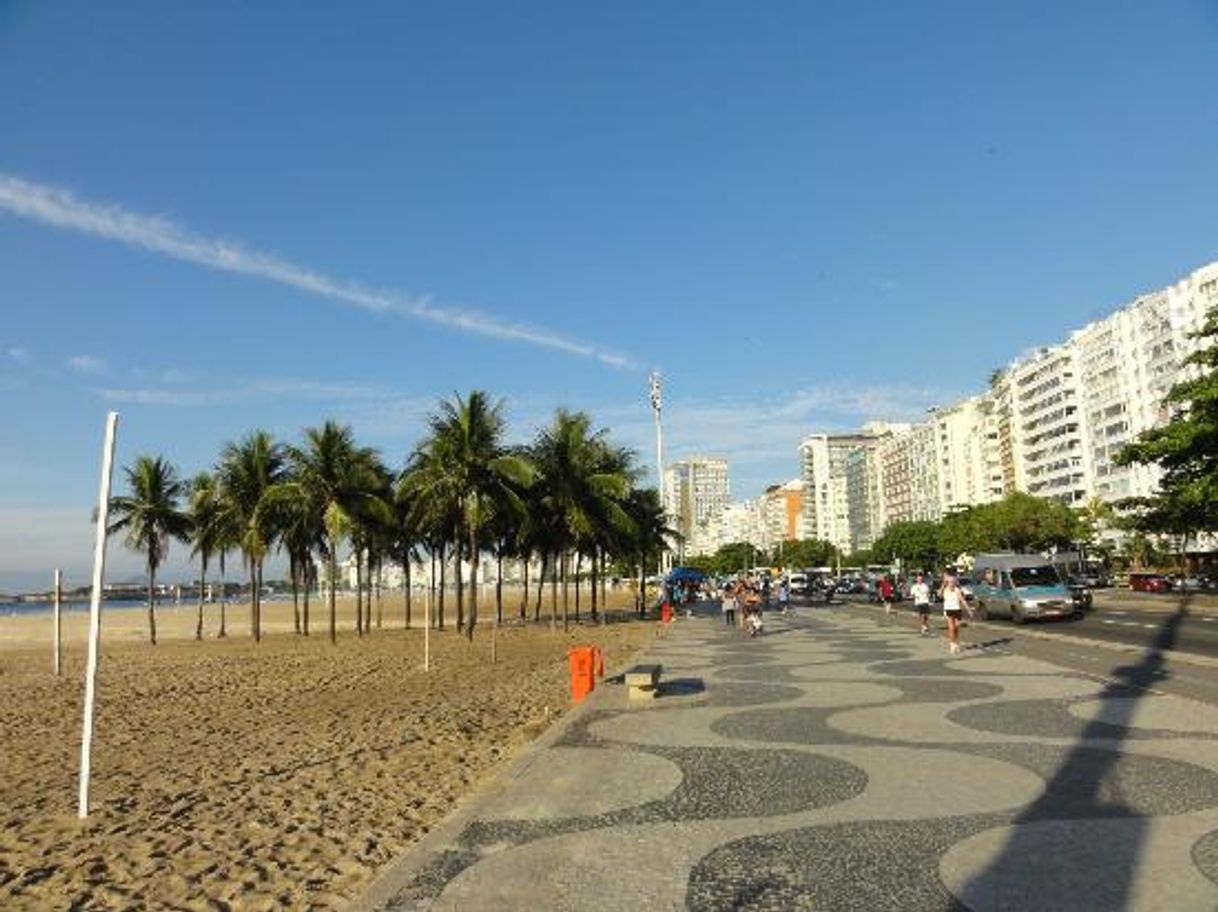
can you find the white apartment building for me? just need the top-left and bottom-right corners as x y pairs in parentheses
(710, 500), (766, 554)
(1072, 261), (1218, 502)
(929, 394), (1002, 511)
(844, 445), (884, 552)
(800, 425), (902, 555)
(876, 422), (940, 527)
(664, 456), (731, 551)
(1004, 343), (1091, 505)
(815, 261), (1217, 537)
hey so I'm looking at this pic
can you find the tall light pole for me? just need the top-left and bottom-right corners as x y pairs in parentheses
(649, 372), (667, 576)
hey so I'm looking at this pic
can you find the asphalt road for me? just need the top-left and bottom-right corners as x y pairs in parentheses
(800, 592), (1218, 707)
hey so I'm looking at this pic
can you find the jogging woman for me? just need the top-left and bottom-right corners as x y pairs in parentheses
(940, 571), (967, 655)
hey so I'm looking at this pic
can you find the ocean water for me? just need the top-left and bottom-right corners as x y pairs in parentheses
(0, 598), (197, 617)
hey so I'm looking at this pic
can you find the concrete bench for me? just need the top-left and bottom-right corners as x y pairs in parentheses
(624, 664), (662, 700)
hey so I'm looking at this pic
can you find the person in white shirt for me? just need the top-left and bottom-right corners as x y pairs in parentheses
(911, 574), (932, 636)
(939, 571), (968, 655)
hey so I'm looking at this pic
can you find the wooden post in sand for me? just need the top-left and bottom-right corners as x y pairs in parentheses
(53, 568), (62, 676)
(78, 411), (119, 819)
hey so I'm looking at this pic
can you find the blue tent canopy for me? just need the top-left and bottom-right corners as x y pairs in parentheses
(667, 566), (707, 583)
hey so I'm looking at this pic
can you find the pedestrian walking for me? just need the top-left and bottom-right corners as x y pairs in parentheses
(879, 575), (895, 615)
(778, 578), (791, 616)
(722, 583), (737, 628)
(940, 571), (968, 655)
(911, 573), (932, 635)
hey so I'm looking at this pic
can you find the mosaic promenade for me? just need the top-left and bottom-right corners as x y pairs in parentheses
(358, 604), (1218, 911)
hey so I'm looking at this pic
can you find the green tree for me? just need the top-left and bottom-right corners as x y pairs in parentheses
(530, 409), (630, 631)
(187, 471), (222, 640)
(217, 430), (285, 642)
(404, 392), (534, 642)
(108, 455), (192, 645)
(1115, 303), (1218, 538)
(274, 421), (386, 644)
(870, 521), (940, 569)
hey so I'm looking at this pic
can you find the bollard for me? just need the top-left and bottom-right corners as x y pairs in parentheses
(568, 645), (596, 702)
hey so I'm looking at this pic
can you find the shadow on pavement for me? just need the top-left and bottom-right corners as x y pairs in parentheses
(958, 600), (1189, 907)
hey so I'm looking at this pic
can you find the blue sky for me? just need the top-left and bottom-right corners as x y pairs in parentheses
(2, 1), (1218, 591)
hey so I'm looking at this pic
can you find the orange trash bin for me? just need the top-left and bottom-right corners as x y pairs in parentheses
(568, 645), (596, 702)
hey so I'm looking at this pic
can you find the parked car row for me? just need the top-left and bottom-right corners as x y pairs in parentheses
(1127, 572), (1214, 593)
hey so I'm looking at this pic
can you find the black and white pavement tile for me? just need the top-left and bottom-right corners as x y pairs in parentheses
(366, 608), (1218, 910)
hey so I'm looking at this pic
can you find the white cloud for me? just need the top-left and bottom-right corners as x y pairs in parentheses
(0, 174), (635, 369)
(96, 387), (235, 407)
(67, 354), (108, 374)
(94, 376), (422, 413)
(7, 347), (30, 364)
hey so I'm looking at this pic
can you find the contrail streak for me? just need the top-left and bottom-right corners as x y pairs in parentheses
(0, 174), (634, 368)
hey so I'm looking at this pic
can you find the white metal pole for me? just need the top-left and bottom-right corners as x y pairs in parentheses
(78, 411), (119, 819)
(649, 373), (666, 583)
(53, 568), (62, 676)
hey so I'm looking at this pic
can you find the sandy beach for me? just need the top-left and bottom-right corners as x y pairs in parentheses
(0, 589), (658, 909)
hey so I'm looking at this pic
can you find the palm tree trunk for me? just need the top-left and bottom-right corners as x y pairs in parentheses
(302, 560), (311, 637)
(521, 556), (529, 621)
(467, 523), (478, 642)
(218, 550), (228, 638)
(535, 552), (547, 622)
(256, 561), (264, 642)
(290, 554), (301, 634)
(561, 550), (569, 632)
(550, 551), (558, 629)
(147, 564), (158, 645)
(196, 558), (206, 641)
(496, 551), (504, 624)
(404, 552), (413, 629)
(375, 561), (383, 629)
(443, 540), (453, 628)
(591, 545), (599, 622)
(355, 546), (364, 637)
(574, 551), (581, 621)
(250, 563), (258, 641)
(454, 527), (465, 634)
(600, 551), (608, 618)
(637, 558), (645, 618)
(329, 545), (338, 644)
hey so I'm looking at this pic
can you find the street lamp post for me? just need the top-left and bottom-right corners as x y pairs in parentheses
(649, 372), (667, 580)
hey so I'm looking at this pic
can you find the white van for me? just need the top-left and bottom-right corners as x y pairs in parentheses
(972, 553), (1075, 624)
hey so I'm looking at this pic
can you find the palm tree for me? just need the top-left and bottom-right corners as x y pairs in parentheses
(622, 487), (675, 617)
(530, 409), (631, 630)
(403, 392), (534, 643)
(217, 430), (285, 642)
(108, 455), (192, 645)
(269, 475), (323, 635)
(188, 471), (222, 640)
(275, 421), (388, 644)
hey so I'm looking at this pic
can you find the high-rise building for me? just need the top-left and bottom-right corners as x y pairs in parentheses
(1003, 342), (1090, 504)
(1071, 261), (1218, 503)
(876, 422), (940, 527)
(800, 424), (902, 555)
(759, 479), (807, 552)
(664, 456), (730, 555)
